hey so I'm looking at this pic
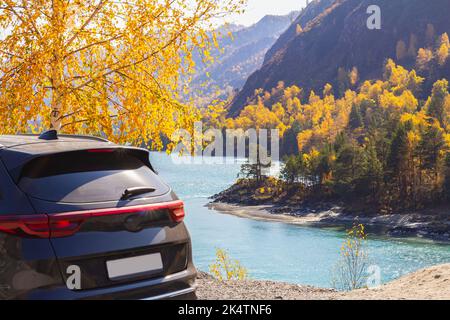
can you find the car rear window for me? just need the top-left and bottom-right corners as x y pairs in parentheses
(17, 150), (169, 203)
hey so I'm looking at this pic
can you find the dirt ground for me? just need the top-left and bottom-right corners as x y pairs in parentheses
(196, 264), (450, 300)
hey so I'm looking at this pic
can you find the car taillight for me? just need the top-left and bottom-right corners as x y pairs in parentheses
(0, 200), (186, 238)
(0, 215), (82, 238)
(48, 216), (86, 238)
(169, 205), (185, 223)
(0, 215), (50, 238)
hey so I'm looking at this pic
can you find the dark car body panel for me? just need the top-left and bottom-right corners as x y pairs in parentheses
(18, 267), (197, 300)
(0, 134), (196, 300)
(0, 234), (63, 299)
(0, 159), (36, 214)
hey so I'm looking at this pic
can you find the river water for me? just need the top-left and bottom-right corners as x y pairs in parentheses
(150, 152), (450, 288)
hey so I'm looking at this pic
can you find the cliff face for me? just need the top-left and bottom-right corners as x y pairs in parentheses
(229, 0), (450, 117)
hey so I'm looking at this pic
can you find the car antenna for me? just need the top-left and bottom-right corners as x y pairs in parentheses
(38, 129), (58, 140)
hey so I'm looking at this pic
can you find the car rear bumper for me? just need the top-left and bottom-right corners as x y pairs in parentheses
(140, 286), (197, 300)
(18, 266), (197, 300)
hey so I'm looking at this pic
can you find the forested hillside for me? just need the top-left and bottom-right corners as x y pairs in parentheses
(229, 0), (450, 116)
(205, 57), (450, 213)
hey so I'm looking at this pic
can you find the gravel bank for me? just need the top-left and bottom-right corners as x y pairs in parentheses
(196, 264), (450, 300)
(195, 272), (336, 300)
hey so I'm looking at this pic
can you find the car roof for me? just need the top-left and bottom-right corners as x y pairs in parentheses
(0, 134), (112, 150)
(0, 134), (154, 178)
(0, 134), (116, 171)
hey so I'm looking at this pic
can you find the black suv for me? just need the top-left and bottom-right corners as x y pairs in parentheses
(0, 133), (196, 300)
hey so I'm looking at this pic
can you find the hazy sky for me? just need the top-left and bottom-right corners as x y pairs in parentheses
(226, 0), (308, 26)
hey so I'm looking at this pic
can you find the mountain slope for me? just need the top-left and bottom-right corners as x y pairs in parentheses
(229, 0), (450, 117)
(189, 12), (299, 103)
(264, 0), (336, 64)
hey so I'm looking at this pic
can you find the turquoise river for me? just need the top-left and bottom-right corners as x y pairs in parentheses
(150, 152), (450, 288)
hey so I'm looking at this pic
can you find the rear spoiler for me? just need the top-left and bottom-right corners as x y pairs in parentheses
(0, 146), (156, 183)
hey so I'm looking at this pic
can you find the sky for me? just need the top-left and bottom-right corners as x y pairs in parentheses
(0, 1), (308, 39)
(225, 0), (308, 26)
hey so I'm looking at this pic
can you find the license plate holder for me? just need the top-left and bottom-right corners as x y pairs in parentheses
(106, 253), (163, 280)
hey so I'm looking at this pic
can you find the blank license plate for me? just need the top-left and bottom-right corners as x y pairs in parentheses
(106, 253), (163, 280)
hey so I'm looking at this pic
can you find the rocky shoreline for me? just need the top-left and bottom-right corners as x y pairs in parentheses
(196, 264), (450, 300)
(207, 202), (450, 242)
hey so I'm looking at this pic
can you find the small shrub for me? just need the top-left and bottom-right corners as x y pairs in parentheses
(331, 223), (369, 291)
(209, 248), (248, 281)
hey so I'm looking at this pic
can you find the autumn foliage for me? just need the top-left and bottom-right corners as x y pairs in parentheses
(204, 56), (450, 213)
(0, 0), (245, 147)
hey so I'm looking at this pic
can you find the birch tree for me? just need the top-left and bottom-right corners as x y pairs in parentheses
(0, 0), (245, 147)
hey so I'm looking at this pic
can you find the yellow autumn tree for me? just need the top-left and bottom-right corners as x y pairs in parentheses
(297, 129), (313, 152)
(445, 95), (450, 131)
(384, 59), (424, 94)
(0, 0), (245, 147)
(416, 48), (434, 70)
(202, 101), (228, 129)
(437, 33), (450, 66)
(233, 102), (283, 134)
(349, 67), (359, 87)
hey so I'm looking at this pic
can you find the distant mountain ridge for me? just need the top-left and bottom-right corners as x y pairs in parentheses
(188, 11), (300, 104)
(229, 0), (450, 117)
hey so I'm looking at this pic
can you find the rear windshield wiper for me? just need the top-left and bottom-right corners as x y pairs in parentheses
(121, 187), (156, 200)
